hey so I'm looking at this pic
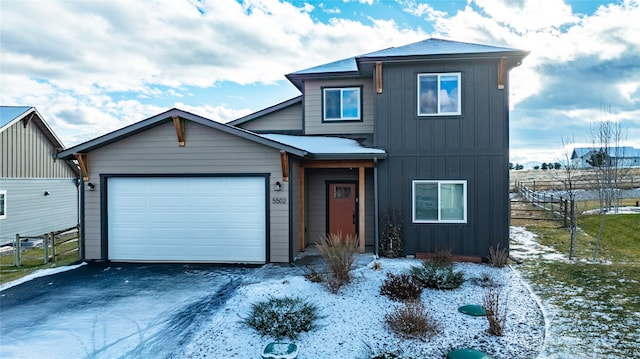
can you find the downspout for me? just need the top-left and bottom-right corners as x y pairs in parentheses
(373, 156), (379, 259)
(79, 178), (85, 261)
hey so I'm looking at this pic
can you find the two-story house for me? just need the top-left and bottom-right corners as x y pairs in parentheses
(57, 38), (528, 264)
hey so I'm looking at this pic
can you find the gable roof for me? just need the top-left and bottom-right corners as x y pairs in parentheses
(286, 38), (529, 90)
(0, 106), (66, 149)
(228, 96), (302, 127)
(56, 108), (309, 160)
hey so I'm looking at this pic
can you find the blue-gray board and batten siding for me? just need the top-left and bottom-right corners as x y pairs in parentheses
(374, 60), (511, 258)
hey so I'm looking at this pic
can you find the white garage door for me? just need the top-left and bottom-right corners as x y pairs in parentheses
(107, 177), (266, 263)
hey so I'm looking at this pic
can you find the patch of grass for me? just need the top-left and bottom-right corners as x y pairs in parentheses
(577, 197), (640, 213)
(579, 214), (640, 262)
(0, 244), (80, 285)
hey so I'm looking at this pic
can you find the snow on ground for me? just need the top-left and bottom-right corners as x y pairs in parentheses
(179, 259), (544, 359)
(582, 206), (640, 215)
(0, 262), (86, 291)
(510, 227), (565, 262)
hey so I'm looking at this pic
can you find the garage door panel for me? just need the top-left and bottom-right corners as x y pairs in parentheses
(108, 177), (266, 263)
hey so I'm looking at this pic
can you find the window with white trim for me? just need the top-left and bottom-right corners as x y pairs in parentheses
(0, 190), (6, 219)
(412, 180), (467, 223)
(417, 73), (461, 116)
(323, 87), (361, 121)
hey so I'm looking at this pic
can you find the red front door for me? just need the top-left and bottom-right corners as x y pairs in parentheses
(328, 183), (357, 237)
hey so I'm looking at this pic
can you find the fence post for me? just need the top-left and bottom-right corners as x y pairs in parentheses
(533, 180), (536, 192)
(43, 233), (49, 264)
(14, 234), (21, 267)
(51, 232), (57, 263)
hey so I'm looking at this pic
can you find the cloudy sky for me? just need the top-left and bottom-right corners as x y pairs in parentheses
(1, 0), (638, 165)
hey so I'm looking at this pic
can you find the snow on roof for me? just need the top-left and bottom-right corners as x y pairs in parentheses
(260, 134), (385, 156)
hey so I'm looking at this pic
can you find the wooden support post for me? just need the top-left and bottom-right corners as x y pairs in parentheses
(498, 57), (506, 90)
(74, 153), (89, 181)
(15, 234), (20, 267)
(375, 62), (383, 94)
(299, 167), (305, 252)
(358, 167), (365, 253)
(172, 116), (185, 147)
(280, 151), (289, 182)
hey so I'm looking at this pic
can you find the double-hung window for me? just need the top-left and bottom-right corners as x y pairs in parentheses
(417, 73), (461, 116)
(412, 180), (467, 223)
(323, 87), (361, 121)
(0, 190), (6, 219)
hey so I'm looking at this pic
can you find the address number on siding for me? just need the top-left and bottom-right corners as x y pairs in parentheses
(272, 197), (287, 205)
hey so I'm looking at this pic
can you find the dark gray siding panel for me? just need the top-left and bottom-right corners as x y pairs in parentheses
(375, 60), (510, 258)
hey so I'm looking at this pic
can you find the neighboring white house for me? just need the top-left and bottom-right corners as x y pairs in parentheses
(0, 106), (79, 246)
(571, 147), (640, 168)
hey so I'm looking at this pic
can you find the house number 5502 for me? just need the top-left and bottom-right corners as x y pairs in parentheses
(272, 197), (287, 204)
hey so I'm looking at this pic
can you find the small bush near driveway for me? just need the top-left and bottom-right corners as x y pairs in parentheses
(385, 302), (440, 339)
(243, 296), (320, 339)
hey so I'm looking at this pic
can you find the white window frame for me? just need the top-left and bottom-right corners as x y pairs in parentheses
(323, 87), (361, 121)
(412, 180), (467, 223)
(417, 73), (461, 116)
(0, 190), (6, 219)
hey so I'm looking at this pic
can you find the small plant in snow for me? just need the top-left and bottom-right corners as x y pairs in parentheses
(317, 232), (358, 282)
(483, 285), (508, 336)
(243, 296), (320, 339)
(385, 302), (440, 339)
(488, 244), (509, 268)
(380, 272), (423, 301)
(410, 261), (465, 290)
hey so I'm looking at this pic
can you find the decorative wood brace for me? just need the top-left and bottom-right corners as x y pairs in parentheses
(172, 115), (185, 147)
(22, 112), (35, 128)
(498, 57), (507, 90)
(280, 151), (289, 182)
(74, 153), (89, 180)
(376, 62), (383, 94)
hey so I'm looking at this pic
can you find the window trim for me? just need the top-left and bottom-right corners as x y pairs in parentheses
(0, 190), (6, 219)
(321, 86), (363, 122)
(417, 73), (462, 116)
(412, 180), (467, 223)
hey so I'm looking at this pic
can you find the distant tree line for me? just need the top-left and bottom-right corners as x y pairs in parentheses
(509, 162), (562, 170)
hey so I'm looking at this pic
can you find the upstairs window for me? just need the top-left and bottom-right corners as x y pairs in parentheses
(0, 190), (6, 219)
(323, 87), (361, 121)
(418, 73), (461, 116)
(412, 180), (467, 223)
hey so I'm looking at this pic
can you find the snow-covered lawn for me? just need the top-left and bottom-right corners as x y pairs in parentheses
(178, 258), (544, 359)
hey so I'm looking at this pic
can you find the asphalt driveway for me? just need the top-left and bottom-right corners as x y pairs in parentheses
(0, 262), (301, 359)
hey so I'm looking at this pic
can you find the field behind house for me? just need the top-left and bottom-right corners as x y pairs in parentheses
(510, 169), (640, 359)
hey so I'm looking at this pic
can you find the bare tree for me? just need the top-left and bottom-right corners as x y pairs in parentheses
(555, 136), (579, 259)
(588, 105), (629, 261)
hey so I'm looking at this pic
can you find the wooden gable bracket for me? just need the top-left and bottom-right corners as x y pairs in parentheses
(376, 62), (383, 94)
(74, 153), (89, 180)
(172, 115), (185, 147)
(280, 151), (289, 182)
(498, 57), (507, 90)
(22, 112), (35, 128)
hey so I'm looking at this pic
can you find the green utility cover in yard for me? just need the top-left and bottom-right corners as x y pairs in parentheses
(458, 304), (487, 316)
(262, 342), (299, 359)
(448, 348), (493, 359)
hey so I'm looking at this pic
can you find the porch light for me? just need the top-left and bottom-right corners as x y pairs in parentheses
(87, 182), (95, 191)
(275, 181), (282, 191)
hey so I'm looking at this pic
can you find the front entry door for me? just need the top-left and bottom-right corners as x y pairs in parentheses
(327, 182), (357, 237)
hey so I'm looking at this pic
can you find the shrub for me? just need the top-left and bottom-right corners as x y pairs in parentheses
(430, 247), (454, 267)
(380, 272), (423, 301)
(471, 271), (496, 288)
(488, 244), (509, 268)
(317, 232), (358, 282)
(410, 261), (465, 290)
(304, 267), (324, 283)
(483, 285), (508, 336)
(385, 302), (440, 339)
(243, 296), (320, 339)
(380, 209), (403, 258)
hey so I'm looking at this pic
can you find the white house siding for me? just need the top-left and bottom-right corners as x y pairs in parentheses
(82, 120), (290, 263)
(0, 178), (78, 245)
(303, 79), (374, 135)
(240, 103), (303, 132)
(305, 168), (375, 247)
